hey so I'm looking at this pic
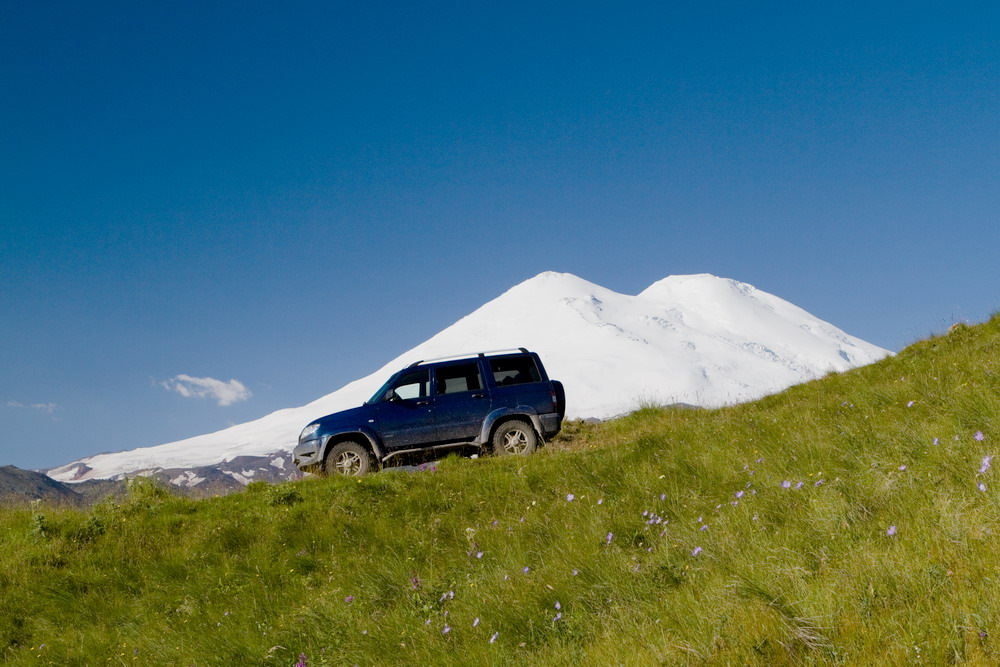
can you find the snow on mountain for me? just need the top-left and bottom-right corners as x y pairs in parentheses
(47, 272), (890, 483)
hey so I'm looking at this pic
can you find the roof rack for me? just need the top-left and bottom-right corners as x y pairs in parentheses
(407, 347), (529, 368)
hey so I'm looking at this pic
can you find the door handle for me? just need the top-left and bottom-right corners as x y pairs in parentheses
(471, 393), (485, 399)
(416, 400), (430, 406)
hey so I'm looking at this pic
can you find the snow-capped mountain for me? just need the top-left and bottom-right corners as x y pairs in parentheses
(47, 272), (890, 484)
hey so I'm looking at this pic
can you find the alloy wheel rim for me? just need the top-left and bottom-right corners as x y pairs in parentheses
(503, 429), (529, 454)
(336, 451), (363, 475)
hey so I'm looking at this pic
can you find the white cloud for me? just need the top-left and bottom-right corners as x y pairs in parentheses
(161, 374), (252, 406)
(7, 400), (58, 413)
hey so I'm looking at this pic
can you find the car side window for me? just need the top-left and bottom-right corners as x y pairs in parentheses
(388, 369), (429, 400)
(490, 356), (541, 386)
(436, 362), (483, 395)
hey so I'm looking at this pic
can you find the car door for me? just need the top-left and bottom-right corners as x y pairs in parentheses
(431, 359), (492, 443)
(374, 368), (437, 450)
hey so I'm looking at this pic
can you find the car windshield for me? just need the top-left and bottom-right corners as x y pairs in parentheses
(367, 372), (400, 404)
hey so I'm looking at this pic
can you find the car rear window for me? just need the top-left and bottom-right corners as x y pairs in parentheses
(490, 356), (541, 386)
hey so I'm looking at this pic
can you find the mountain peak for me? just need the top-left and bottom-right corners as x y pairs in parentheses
(638, 274), (755, 301)
(506, 271), (604, 297)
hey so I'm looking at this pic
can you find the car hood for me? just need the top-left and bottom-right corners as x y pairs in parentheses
(314, 404), (375, 430)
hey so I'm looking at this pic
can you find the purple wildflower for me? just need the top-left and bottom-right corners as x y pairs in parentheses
(907, 400), (916, 408)
(566, 493), (575, 502)
(975, 431), (986, 442)
(555, 601), (561, 610)
(410, 576), (421, 589)
(476, 551), (483, 559)
(344, 595), (354, 603)
(553, 612), (563, 622)
(572, 568), (579, 575)
(522, 566), (530, 574)
(795, 482), (804, 490)
(814, 479), (824, 486)
(980, 456), (992, 474)
(597, 498), (604, 505)
(490, 632), (499, 644)
(295, 654), (307, 667)
(442, 625), (451, 634)
(473, 617), (480, 627)
(735, 490), (745, 499)
(660, 493), (667, 501)
(606, 532), (614, 545)
(691, 546), (702, 556)
(700, 524), (708, 531)
(933, 437), (940, 445)
(979, 482), (987, 492)
(887, 525), (897, 537)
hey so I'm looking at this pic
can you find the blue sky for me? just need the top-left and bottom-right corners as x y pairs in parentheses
(2, 2), (998, 470)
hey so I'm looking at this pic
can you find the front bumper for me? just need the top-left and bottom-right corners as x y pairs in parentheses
(293, 438), (323, 470)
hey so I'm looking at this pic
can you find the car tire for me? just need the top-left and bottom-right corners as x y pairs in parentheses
(492, 420), (538, 456)
(324, 441), (373, 476)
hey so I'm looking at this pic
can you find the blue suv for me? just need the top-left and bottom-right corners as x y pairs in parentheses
(293, 349), (565, 475)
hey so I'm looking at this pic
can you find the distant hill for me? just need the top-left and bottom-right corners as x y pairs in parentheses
(2, 456), (305, 506)
(0, 465), (82, 506)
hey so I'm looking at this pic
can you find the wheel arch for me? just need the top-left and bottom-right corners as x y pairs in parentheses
(480, 408), (543, 446)
(320, 429), (384, 467)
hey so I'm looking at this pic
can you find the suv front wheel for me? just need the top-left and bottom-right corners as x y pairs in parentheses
(492, 420), (538, 456)
(324, 441), (374, 476)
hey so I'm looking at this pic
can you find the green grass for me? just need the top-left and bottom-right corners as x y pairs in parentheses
(2, 316), (998, 665)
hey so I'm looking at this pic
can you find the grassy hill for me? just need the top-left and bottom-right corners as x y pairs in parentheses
(2, 316), (997, 665)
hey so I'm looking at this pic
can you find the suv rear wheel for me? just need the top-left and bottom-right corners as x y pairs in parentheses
(492, 420), (538, 456)
(324, 441), (373, 476)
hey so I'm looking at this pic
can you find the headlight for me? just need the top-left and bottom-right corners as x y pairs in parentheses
(299, 422), (321, 442)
